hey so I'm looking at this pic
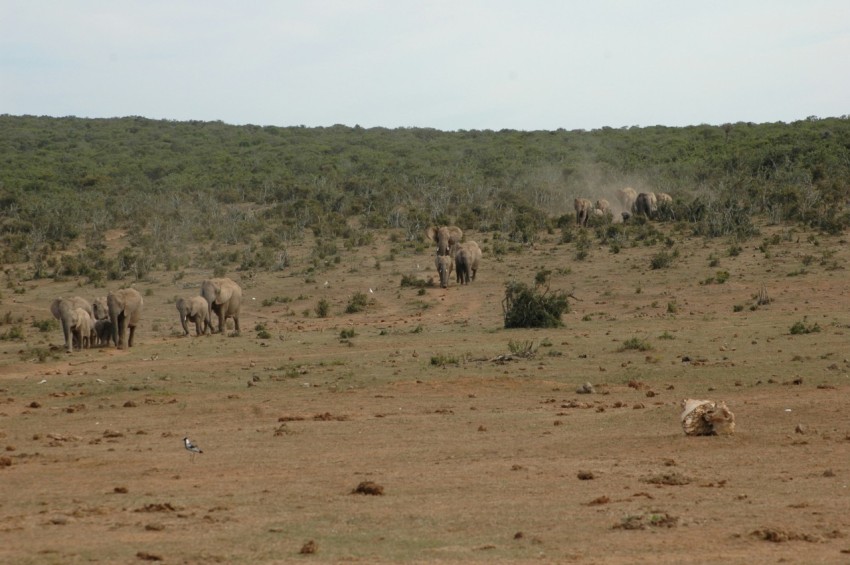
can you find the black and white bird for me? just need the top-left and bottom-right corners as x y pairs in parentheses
(183, 436), (203, 460)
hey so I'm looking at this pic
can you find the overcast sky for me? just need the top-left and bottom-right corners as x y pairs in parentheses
(2, 1), (848, 131)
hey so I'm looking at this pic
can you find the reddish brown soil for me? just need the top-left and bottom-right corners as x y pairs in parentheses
(1, 224), (850, 563)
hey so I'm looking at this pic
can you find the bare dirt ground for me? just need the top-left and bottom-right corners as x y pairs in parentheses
(1, 223), (850, 564)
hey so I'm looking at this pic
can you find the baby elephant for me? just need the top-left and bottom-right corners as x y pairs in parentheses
(454, 241), (482, 285)
(176, 296), (210, 336)
(435, 254), (453, 288)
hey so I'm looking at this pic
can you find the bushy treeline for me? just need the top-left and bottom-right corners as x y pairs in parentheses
(1, 114), (849, 276)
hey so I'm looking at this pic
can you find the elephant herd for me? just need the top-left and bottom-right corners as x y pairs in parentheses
(51, 277), (243, 353)
(574, 187), (673, 227)
(426, 226), (482, 288)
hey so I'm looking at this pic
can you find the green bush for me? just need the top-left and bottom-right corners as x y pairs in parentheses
(345, 292), (370, 314)
(502, 281), (570, 329)
(790, 321), (821, 335)
(619, 337), (653, 351)
(315, 299), (330, 318)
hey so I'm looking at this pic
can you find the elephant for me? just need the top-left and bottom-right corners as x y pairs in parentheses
(635, 192), (658, 218)
(435, 254), (453, 289)
(51, 297), (93, 352)
(74, 308), (93, 350)
(657, 192), (673, 205)
(107, 288), (143, 349)
(574, 198), (593, 227)
(454, 241), (481, 285)
(617, 187), (638, 214)
(94, 318), (114, 347)
(200, 278), (242, 334)
(425, 225), (463, 256)
(595, 199), (611, 216)
(92, 296), (109, 320)
(176, 295), (210, 336)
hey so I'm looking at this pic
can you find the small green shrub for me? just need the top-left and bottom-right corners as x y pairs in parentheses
(315, 299), (330, 318)
(339, 328), (356, 339)
(502, 281), (570, 329)
(400, 274), (427, 288)
(0, 325), (24, 340)
(790, 321), (821, 335)
(345, 292), (370, 314)
(430, 353), (460, 366)
(619, 337), (652, 352)
(32, 319), (59, 332)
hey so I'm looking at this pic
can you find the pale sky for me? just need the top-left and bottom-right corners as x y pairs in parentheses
(2, 0), (848, 131)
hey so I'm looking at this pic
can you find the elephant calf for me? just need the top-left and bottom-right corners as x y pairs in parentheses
(454, 241), (482, 285)
(94, 319), (114, 347)
(435, 254), (453, 289)
(176, 296), (210, 336)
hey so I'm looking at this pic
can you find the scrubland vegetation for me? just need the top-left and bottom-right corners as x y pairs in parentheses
(1, 114), (849, 282)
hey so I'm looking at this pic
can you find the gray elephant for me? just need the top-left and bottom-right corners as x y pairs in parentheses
(635, 192), (658, 218)
(50, 297), (93, 352)
(595, 199), (610, 216)
(92, 296), (109, 321)
(176, 296), (210, 336)
(107, 288), (143, 349)
(94, 318), (114, 347)
(454, 241), (482, 285)
(425, 225), (463, 256)
(200, 278), (242, 334)
(574, 198), (593, 227)
(617, 187), (638, 215)
(435, 254), (453, 289)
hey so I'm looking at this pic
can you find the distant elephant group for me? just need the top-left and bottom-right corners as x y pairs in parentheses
(574, 187), (674, 226)
(51, 277), (243, 353)
(426, 226), (482, 288)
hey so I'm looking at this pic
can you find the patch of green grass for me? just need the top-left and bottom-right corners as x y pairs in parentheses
(430, 353), (460, 366)
(619, 337), (653, 352)
(790, 321), (821, 335)
(345, 292), (370, 314)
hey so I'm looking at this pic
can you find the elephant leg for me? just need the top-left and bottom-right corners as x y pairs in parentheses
(127, 325), (135, 348)
(232, 315), (240, 333)
(117, 314), (127, 349)
(63, 321), (72, 352)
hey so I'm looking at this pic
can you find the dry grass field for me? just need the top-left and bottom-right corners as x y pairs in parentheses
(1, 222), (850, 564)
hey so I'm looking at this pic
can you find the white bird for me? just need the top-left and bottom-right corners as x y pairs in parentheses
(183, 436), (203, 461)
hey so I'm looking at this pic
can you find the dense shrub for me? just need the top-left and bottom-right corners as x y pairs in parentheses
(502, 281), (570, 328)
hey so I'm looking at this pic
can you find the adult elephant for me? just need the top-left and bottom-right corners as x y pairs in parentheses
(176, 296), (210, 336)
(617, 187), (638, 215)
(107, 288), (143, 350)
(425, 226), (463, 256)
(435, 254), (453, 289)
(454, 241), (482, 285)
(574, 198), (593, 227)
(200, 278), (242, 334)
(635, 192), (658, 218)
(50, 297), (93, 352)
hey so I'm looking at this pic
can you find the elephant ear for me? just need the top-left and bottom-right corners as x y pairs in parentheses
(216, 285), (233, 305)
(448, 226), (463, 242)
(50, 299), (63, 320)
(425, 226), (437, 242)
